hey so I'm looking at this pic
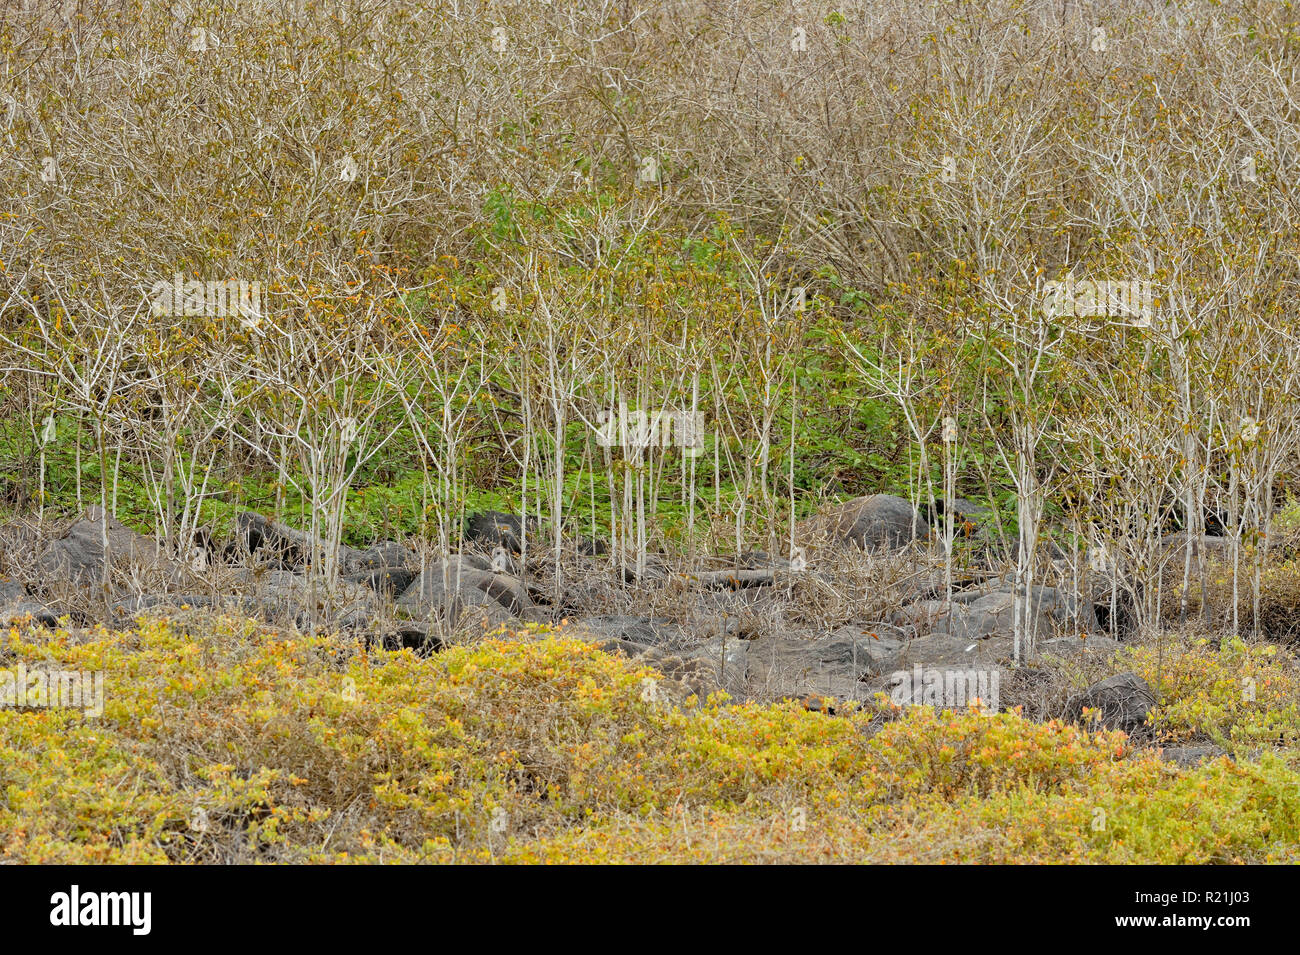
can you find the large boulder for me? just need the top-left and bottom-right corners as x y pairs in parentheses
(37, 507), (181, 588)
(0, 580), (74, 627)
(896, 582), (1098, 643)
(341, 542), (418, 575)
(672, 637), (750, 697)
(861, 631), (1009, 712)
(463, 511), (537, 554)
(226, 512), (360, 572)
(571, 615), (684, 654)
(570, 616), (748, 698)
(255, 571), (380, 630)
(746, 624), (905, 702)
(624, 637), (750, 700)
(343, 566), (420, 597)
(341, 542), (422, 597)
(930, 589), (1073, 641)
(396, 559), (540, 629)
(807, 494), (920, 552)
(918, 497), (994, 538)
(879, 632), (1000, 670)
(1065, 671), (1156, 733)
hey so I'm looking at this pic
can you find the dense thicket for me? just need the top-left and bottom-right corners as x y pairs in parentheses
(1, 0), (1298, 633)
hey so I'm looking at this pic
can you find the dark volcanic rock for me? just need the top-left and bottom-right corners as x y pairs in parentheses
(930, 586), (1097, 641)
(364, 620), (446, 653)
(810, 494), (920, 552)
(671, 637), (749, 697)
(572, 616), (747, 696)
(571, 615), (684, 653)
(226, 512), (360, 572)
(879, 632), (998, 670)
(1, 572), (81, 627)
(343, 566), (420, 597)
(38, 506), (181, 587)
(396, 559), (539, 630)
(578, 537), (608, 556)
(398, 561), (534, 616)
(1066, 671), (1156, 733)
(747, 625), (904, 702)
(464, 511), (536, 554)
(1, 599), (73, 627)
(342, 542), (417, 575)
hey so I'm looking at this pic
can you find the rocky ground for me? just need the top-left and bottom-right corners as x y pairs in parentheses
(0, 494), (1263, 766)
